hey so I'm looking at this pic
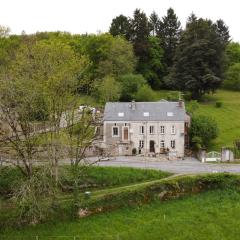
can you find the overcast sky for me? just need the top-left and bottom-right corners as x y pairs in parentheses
(1, 0), (239, 42)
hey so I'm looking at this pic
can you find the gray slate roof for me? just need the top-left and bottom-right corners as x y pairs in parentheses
(103, 101), (187, 121)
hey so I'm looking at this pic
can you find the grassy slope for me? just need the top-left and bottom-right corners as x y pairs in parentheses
(155, 89), (240, 151)
(2, 189), (240, 240)
(195, 90), (240, 151)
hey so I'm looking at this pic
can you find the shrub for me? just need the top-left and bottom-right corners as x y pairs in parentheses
(190, 115), (219, 148)
(215, 101), (223, 108)
(166, 92), (178, 101)
(187, 100), (200, 115)
(223, 63), (240, 91)
(132, 148), (137, 155)
(134, 85), (156, 101)
(0, 167), (24, 196)
(118, 74), (146, 101)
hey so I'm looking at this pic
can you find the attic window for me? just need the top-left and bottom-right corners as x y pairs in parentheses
(143, 112), (149, 117)
(118, 112), (124, 117)
(167, 112), (174, 117)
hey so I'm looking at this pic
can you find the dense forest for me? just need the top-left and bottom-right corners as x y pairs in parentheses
(0, 8), (240, 109)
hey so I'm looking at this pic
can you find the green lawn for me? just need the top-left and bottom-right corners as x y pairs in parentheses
(194, 90), (240, 151)
(2, 189), (240, 240)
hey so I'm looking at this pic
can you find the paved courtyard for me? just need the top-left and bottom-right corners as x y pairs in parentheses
(92, 156), (240, 174)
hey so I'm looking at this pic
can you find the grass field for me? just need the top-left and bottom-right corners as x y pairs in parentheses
(2, 189), (240, 240)
(194, 90), (240, 151)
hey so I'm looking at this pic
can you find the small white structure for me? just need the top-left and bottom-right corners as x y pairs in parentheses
(202, 151), (221, 163)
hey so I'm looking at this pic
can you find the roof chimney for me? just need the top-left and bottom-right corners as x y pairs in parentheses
(178, 92), (184, 107)
(178, 99), (183, 108)
(130, 100), (136, 110)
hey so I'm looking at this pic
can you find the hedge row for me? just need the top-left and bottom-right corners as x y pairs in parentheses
(78, 173), (240, 217)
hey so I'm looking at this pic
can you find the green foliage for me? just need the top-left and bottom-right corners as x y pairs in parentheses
(14, 168), (56, 224)
(0, 167), (24, 196)
(60, 166), (170, 191)
(215, 101), (223, 108)
(95, 75), (121, 104)
(148, 11), (160, 37)
(118, 74), (146, 101)
(109, 15), (131, 40)
(186, 100), (199, 115)
(224, 63), (240, 90)
(132, 148), (137, 155)
(75, 34), (136, 93)
(168, 15), (228, 99)
(130, 9), (150, 71)
(190, 115), (219, 148)
(3, 187), (240, 239)
(134, 84), (156, 101)
(158, 8), (181, 74)
(225, 42), (240, 66)
(142, 36), (164, 89)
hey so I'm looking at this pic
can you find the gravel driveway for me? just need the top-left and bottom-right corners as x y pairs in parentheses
(93, 156), (240, 174)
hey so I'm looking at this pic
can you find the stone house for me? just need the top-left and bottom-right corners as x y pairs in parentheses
(102, 100), (190, 158)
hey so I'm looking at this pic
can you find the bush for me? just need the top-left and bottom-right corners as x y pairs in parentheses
(223, 63), (240, 90)
(118, 74), (146, 101)
(132, 148), (137, 155)
(134, 85), (156, 101)
(0, 167), (24, 196)
(166, 92), (178, 101)
(215, 101), (223, 108)
(190, 115), (219, 148)
(186, 100), (200, 115)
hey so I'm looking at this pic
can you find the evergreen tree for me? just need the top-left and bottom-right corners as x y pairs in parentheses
(149, 11), (160, 36)
(168, 15), (227, 99)
(215, 19), (230, 47)
(158, 8), (181, 74)
(109, 15), (131, 40)
(129, 9), (150, 72)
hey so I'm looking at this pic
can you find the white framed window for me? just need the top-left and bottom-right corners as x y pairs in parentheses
(139, 140), (144, 148)
(160, 126), (165, 134)
(149, 125), (154, 134)
(112, 126), (119, 137)
(140, 126), (144, 134)
(171, 125), (176, 134)
(160, 140), (165, 148)
(171, 140), (176, 149)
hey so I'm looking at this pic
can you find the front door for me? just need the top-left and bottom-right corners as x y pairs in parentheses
(149, 140), (155, 153)
(123, 127), (129, 141)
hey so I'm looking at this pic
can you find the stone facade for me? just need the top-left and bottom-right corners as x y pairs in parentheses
(103, 120), (187, 157)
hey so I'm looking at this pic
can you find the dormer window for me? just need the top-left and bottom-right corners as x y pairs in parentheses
(118, 112), (124, 117)
(143, 112), (149, 117)
(167, 112), (173, 117)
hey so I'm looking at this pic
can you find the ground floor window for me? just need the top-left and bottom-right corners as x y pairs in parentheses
(171, 140), (176, 149)
(112, 126), (119, 137)
(160, 140), (165, 148)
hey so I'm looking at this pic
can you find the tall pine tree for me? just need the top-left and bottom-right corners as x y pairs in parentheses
(109, 14), (131, 40)
(168, 15), (229, 99)
(158, 8), (181, 74)
(149, 11), (160, 36)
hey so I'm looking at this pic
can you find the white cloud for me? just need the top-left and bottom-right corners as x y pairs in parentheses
(1, 0), (239, 41)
